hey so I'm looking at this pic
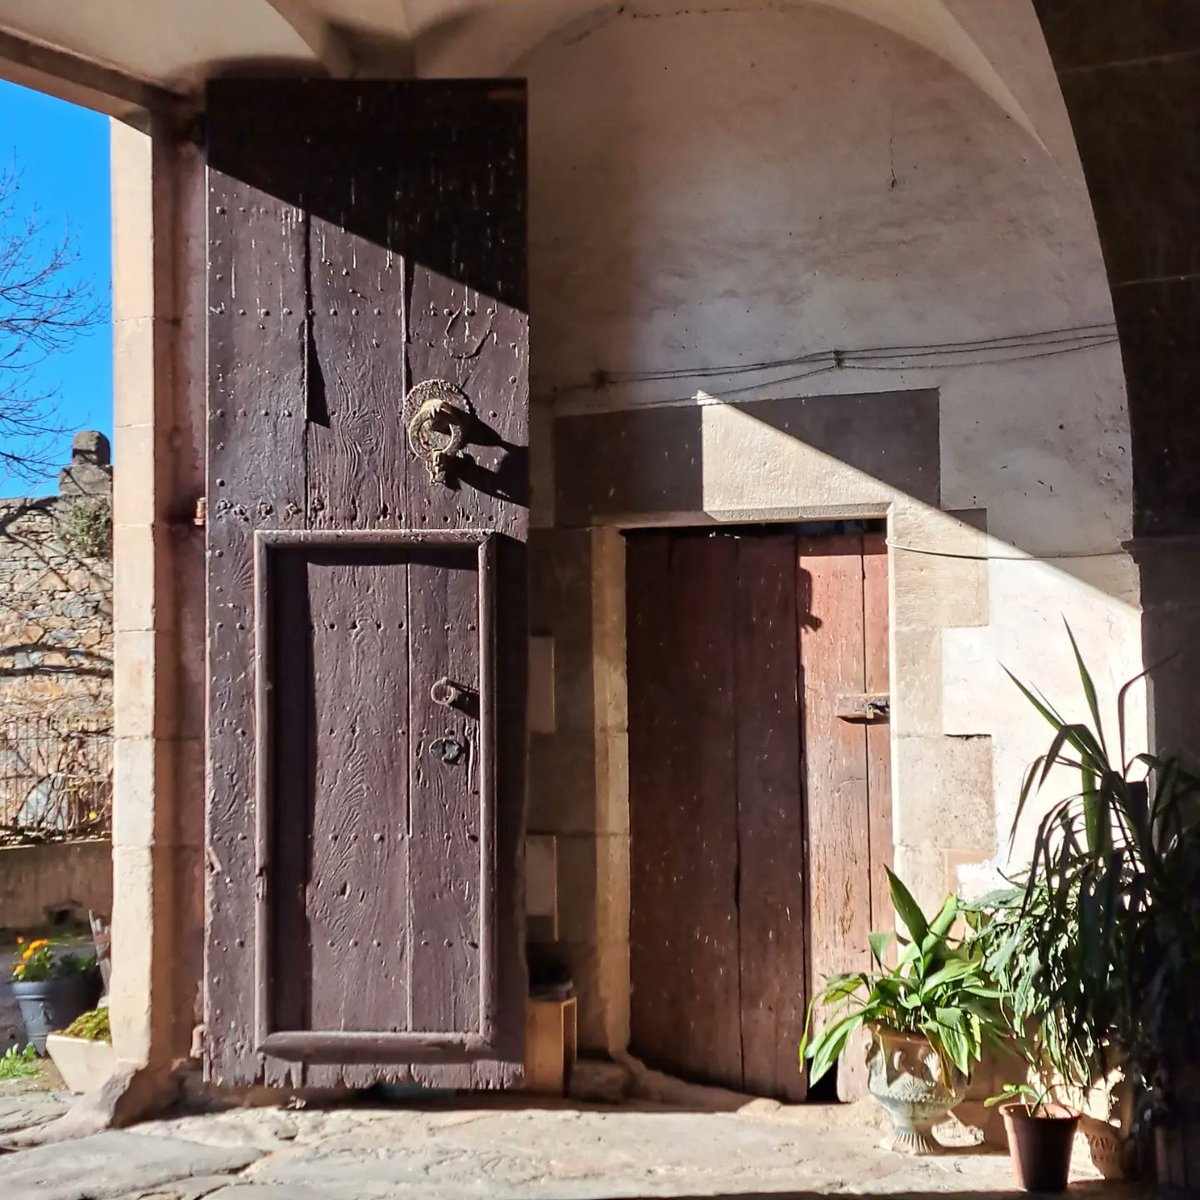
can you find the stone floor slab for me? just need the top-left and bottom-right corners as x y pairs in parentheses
(1, 1098), (1158, 1200)
(0, 1088), (71, 1134)
(3, 1130), (262, 1200)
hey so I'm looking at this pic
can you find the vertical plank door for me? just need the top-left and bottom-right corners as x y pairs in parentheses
(205, 80), (528, 1089)
(798, 532), (893, 1101)
(627, 526), (890, 1103)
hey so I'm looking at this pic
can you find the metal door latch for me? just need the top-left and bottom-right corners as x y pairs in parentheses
(430, 677), (463, 707)
(835, 693), (890, 722)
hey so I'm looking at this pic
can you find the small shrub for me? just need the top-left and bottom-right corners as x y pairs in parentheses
(60, 496), (112, 559)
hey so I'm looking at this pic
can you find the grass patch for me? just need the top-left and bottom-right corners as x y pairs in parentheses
(0, 1044), (40, 1080)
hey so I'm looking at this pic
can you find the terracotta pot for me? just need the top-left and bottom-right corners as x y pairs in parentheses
(865, 1027), (967, 1155)
(1001, 1102), (1080, 1193)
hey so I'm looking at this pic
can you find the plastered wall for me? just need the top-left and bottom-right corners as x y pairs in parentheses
(519, 1), (1143, 1049)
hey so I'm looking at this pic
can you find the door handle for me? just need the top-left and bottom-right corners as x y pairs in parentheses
(405, 379), (472, 484)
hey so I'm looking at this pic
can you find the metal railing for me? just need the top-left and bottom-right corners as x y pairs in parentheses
(0, 713), (112, 843)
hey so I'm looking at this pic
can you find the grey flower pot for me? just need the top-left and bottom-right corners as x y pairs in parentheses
(11, 974), (100, 1054)
(866, 1026), (967, 1155)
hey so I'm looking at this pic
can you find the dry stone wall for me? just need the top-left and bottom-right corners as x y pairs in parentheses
(0, 434), (113, 836)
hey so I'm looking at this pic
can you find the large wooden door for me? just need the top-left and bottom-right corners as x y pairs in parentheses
(626, 525), (890, 1102)
(204, 81), (528, 1088)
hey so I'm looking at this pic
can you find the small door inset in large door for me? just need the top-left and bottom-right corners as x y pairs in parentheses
(259, 534), (497, 1062)
(626, 524), (891, 1103)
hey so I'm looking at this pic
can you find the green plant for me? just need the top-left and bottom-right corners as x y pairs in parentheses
(60, 496), (112, 559)
(799, 869), (1006, 1085)
(62, 1005), (110, 1042)
(0, 1043), (40, 1080)
(998, 624), (1200, 1129)
(986, 1081), (1055, 1116)
(965, 883), (1095, 1104)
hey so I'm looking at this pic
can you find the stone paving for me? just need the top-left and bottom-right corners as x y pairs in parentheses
(0, 1091), (1156, 1200)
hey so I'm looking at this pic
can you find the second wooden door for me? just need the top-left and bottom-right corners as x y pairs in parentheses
(626, 525), (891, 1102)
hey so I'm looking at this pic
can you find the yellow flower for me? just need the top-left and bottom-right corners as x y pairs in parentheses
(22, 939), (48, 960)
(12, 963), (25, 979)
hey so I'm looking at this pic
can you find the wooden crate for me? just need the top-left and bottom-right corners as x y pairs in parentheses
(524, 996), (578, 1095)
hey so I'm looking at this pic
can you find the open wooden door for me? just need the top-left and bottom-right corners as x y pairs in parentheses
(626, 525), (890, 1102)
(204, 81), (528, 1088)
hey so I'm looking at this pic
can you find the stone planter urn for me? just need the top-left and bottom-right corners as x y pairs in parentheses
(11, 974), (101, 1054)
(45, 1032), (117, 1093)
(866, 1026), (967, 1155)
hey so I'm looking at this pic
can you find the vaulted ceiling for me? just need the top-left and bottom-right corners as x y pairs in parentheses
(0, 0), (1037, 138)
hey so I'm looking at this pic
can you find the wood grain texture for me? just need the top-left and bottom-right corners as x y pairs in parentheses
(625, 534), (679, 1080)
(207, 105), (307, 1085)
(627, 533), (741, 1091)
(668, 535), (742, 1088)
(735, 535), (807, 1102)
(862, 533), (894, 941)
(205, 80), (528, 1089)
(408, 545), (483, 1035)
(797, 533), (871, 1101)
(303, 551), (411, 1034)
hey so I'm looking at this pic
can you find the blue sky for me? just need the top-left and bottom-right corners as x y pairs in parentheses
(0, 79), (111, 497)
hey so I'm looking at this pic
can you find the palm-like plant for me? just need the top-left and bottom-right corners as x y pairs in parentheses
(799, 869), (1006, 1085)
(994, 624), (1200, 1129)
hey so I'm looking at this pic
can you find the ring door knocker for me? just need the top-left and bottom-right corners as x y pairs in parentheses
(405, 379), (473, 484)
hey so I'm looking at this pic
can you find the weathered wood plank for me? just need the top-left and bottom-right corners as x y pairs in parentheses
(735, 534), (807, 1102)
(206, 111), (307, 1085)
(303, 550), (411, 1033)
(797, 533), (871, 1101)
(626, 533), (678, 1078)
(657, 535), (741, 1088)
(408, 545), (482, 1034)
(305, 210), (408, 530)
(862, 533), (894, 943)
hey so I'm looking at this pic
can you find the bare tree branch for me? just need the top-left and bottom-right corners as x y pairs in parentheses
(0, 169), (105, 485)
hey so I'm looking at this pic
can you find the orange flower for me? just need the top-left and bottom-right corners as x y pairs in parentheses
(16, 936), (24, 945)
(21, 939), (48, 960)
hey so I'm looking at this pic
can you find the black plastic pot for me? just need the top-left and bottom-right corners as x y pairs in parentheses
(1001, 1102), (1080, 1193)
(11, 973), (101, 1054)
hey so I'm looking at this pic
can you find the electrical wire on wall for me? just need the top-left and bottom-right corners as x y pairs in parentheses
(551, 321), (1119, 413)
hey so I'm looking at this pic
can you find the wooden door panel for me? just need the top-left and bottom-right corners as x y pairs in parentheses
(255, 533), (496, 1065)
(863, 533), (894, 937)
(628, 527), (889, 1103)
(290, 546), (412, 1037)
(797, 534), (872, 1101)
(206, 80), (527, 1088)
(669, 536), (741, 1089)
(735, 535), (807, 1102)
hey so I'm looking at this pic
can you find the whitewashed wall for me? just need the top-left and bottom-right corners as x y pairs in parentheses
(514, 0), (1141, 909)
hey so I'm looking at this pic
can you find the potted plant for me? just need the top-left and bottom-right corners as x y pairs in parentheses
(984, 1081), (1080, 1193)
(800, 869), (1006, 1155)
(45, 1004), (115, 1093)
(992, 626), (1200, 1188)
(9, 938), (101, 1054)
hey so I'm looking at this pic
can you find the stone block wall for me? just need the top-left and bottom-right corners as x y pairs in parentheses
(0, 433), (114, 835)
